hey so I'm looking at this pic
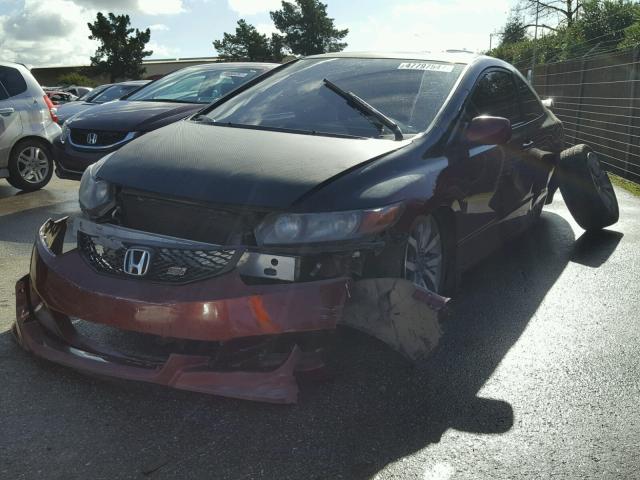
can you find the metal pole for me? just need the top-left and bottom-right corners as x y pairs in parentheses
(490, 33), (493, 51)
(531, 0), (540, 78)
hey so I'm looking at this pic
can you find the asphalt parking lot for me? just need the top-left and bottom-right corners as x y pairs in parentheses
(1, 176), (639, 480)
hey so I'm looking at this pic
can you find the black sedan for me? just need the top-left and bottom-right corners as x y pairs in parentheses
(15, 52), (619, 403)
(55, 80), (151, 125)
(53, 62), (277, 179)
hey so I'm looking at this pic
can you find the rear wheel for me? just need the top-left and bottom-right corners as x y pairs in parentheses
(7, 139), (53, 191)
(558, 144), (618, 231)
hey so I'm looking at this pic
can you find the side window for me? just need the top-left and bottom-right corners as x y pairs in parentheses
(514, 75), (544, 122)
(0, 66), (27, 98)
(0, 84), (8, 101)
(468, 70), (519, 123)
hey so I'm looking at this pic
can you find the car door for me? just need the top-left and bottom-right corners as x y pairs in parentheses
(512, 73), (555, 206)
(452, 68), (530, 269)
(0, 68), (23, 171)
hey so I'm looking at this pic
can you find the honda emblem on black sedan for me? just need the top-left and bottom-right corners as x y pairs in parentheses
(86, 132), (98, 145)
(123, 248), (151, 276)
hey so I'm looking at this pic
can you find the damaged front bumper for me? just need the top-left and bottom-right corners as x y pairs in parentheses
(13, 217), (350, 403)
(13, 217), (449, 404)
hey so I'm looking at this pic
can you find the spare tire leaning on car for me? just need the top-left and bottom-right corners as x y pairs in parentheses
(558, 144), (619, 231)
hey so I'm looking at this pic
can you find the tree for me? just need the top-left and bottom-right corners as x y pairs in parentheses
(577, 0), (640, 49)
(213, 19), (280, 61)
(501, 13), (528, 45)
(57, 72), (97, 87)
(88, 12), (152, 82)
(518, 0), (583, 28)
(270, 0), (348, 56)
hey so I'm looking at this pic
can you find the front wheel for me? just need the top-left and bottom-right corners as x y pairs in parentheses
(368, 213), (452, 295)
(7, 139), (54, 191)
(403, 215), (445, 294)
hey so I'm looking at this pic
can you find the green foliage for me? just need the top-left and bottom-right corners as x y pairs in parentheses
(502, 13), (527, 45)
(213, 20), (282, 61)
(270, 0), (348, 56)
(578, 0), (640, 50)
(88, 12), (152, 82)
(619, 22), (640, 48)
(57, 72), (97, 87)
(490, 0), (640, 68)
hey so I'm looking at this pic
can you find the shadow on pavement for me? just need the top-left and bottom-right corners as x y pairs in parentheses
(571, 229), (623, 267)
(2, 211), (615, 479)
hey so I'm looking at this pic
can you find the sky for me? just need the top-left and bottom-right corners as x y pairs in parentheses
(0, 0), (515, 68)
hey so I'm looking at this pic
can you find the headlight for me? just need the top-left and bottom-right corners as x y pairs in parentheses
(59, 122), (69, 144)
(255, 204), (404, 245)
(79, 155), (115, 218)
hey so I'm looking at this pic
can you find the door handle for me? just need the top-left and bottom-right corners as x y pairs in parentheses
(0, 107), (15, 116)
(521, 140), (534, 149)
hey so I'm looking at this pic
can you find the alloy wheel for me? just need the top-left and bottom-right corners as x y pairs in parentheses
(16, 146), (50, 184)
(403, 216), (443, 293)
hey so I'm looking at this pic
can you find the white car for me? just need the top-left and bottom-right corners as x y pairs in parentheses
(0, 62), (61, 191)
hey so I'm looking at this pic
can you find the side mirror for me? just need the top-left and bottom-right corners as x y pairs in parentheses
(465, 116), (512, 145)
(541, 98), (554, 109)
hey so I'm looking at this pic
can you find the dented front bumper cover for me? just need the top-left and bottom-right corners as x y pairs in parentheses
(13, 217), (449, 404)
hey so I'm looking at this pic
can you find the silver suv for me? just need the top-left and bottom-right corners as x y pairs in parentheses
(0, 62), (61, 191)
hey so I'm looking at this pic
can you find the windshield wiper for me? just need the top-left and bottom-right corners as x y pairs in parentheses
(322, 78), (403, 141)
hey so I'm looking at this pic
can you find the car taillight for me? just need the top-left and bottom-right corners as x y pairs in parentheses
(43, 94), (58, 123)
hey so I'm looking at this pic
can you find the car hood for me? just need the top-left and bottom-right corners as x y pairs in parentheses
(66, 100), (203, 132)
(55, 101), (94, 124)
(97, 121), (412, 209)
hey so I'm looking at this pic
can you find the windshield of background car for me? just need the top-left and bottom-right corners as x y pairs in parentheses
(92, 84), (142, 103)
(126, 66), (265, 104)
(204, 58), (465, 138)
(79, 84), (108, 101)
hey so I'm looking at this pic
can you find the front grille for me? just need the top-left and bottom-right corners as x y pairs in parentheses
(118, 190), (266, 245)
(70, 128), (129, 147)
(78, 231), (243, 284)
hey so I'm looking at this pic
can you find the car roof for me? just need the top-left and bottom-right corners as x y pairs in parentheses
(114, 80), (151, 86)
(187, 62), (279, 70)
(305, 51), (482, 64)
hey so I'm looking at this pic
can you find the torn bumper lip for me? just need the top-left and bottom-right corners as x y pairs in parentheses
(14, 217), (351, 404)
(14, 275), (304, 403)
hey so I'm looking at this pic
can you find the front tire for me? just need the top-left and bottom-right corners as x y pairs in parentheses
(558, 144), (619, 231)
(7, 139), (54, 191)
(368, 213), (453, 295)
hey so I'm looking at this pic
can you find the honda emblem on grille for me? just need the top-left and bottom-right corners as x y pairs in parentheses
(86, 132), (98, 145)
(123, 248), (151, 276)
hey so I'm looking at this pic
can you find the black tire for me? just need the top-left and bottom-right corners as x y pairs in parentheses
(7, 138), (54, 192)
(366, 211), (455, 296)
(558, 144), (619, 231)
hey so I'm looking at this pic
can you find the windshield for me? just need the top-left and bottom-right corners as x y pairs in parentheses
(127, 66), (266, 104)
(204, 58), (464, 138)
(78, 84), (108, 102)
(92, 84), (144, 103)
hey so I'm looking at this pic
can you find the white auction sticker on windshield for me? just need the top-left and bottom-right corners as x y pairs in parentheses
(397, 62), (455, 72)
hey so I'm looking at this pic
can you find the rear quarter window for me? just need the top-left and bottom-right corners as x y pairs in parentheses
(0, 66), (28, 98)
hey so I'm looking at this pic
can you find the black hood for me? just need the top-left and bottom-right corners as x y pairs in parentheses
(66, 100), (203, 132)
(97, 121), (411, 209)
(55, 101), (94, 124)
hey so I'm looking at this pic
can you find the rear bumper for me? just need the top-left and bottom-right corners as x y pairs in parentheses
(13, 218), (350, 403)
